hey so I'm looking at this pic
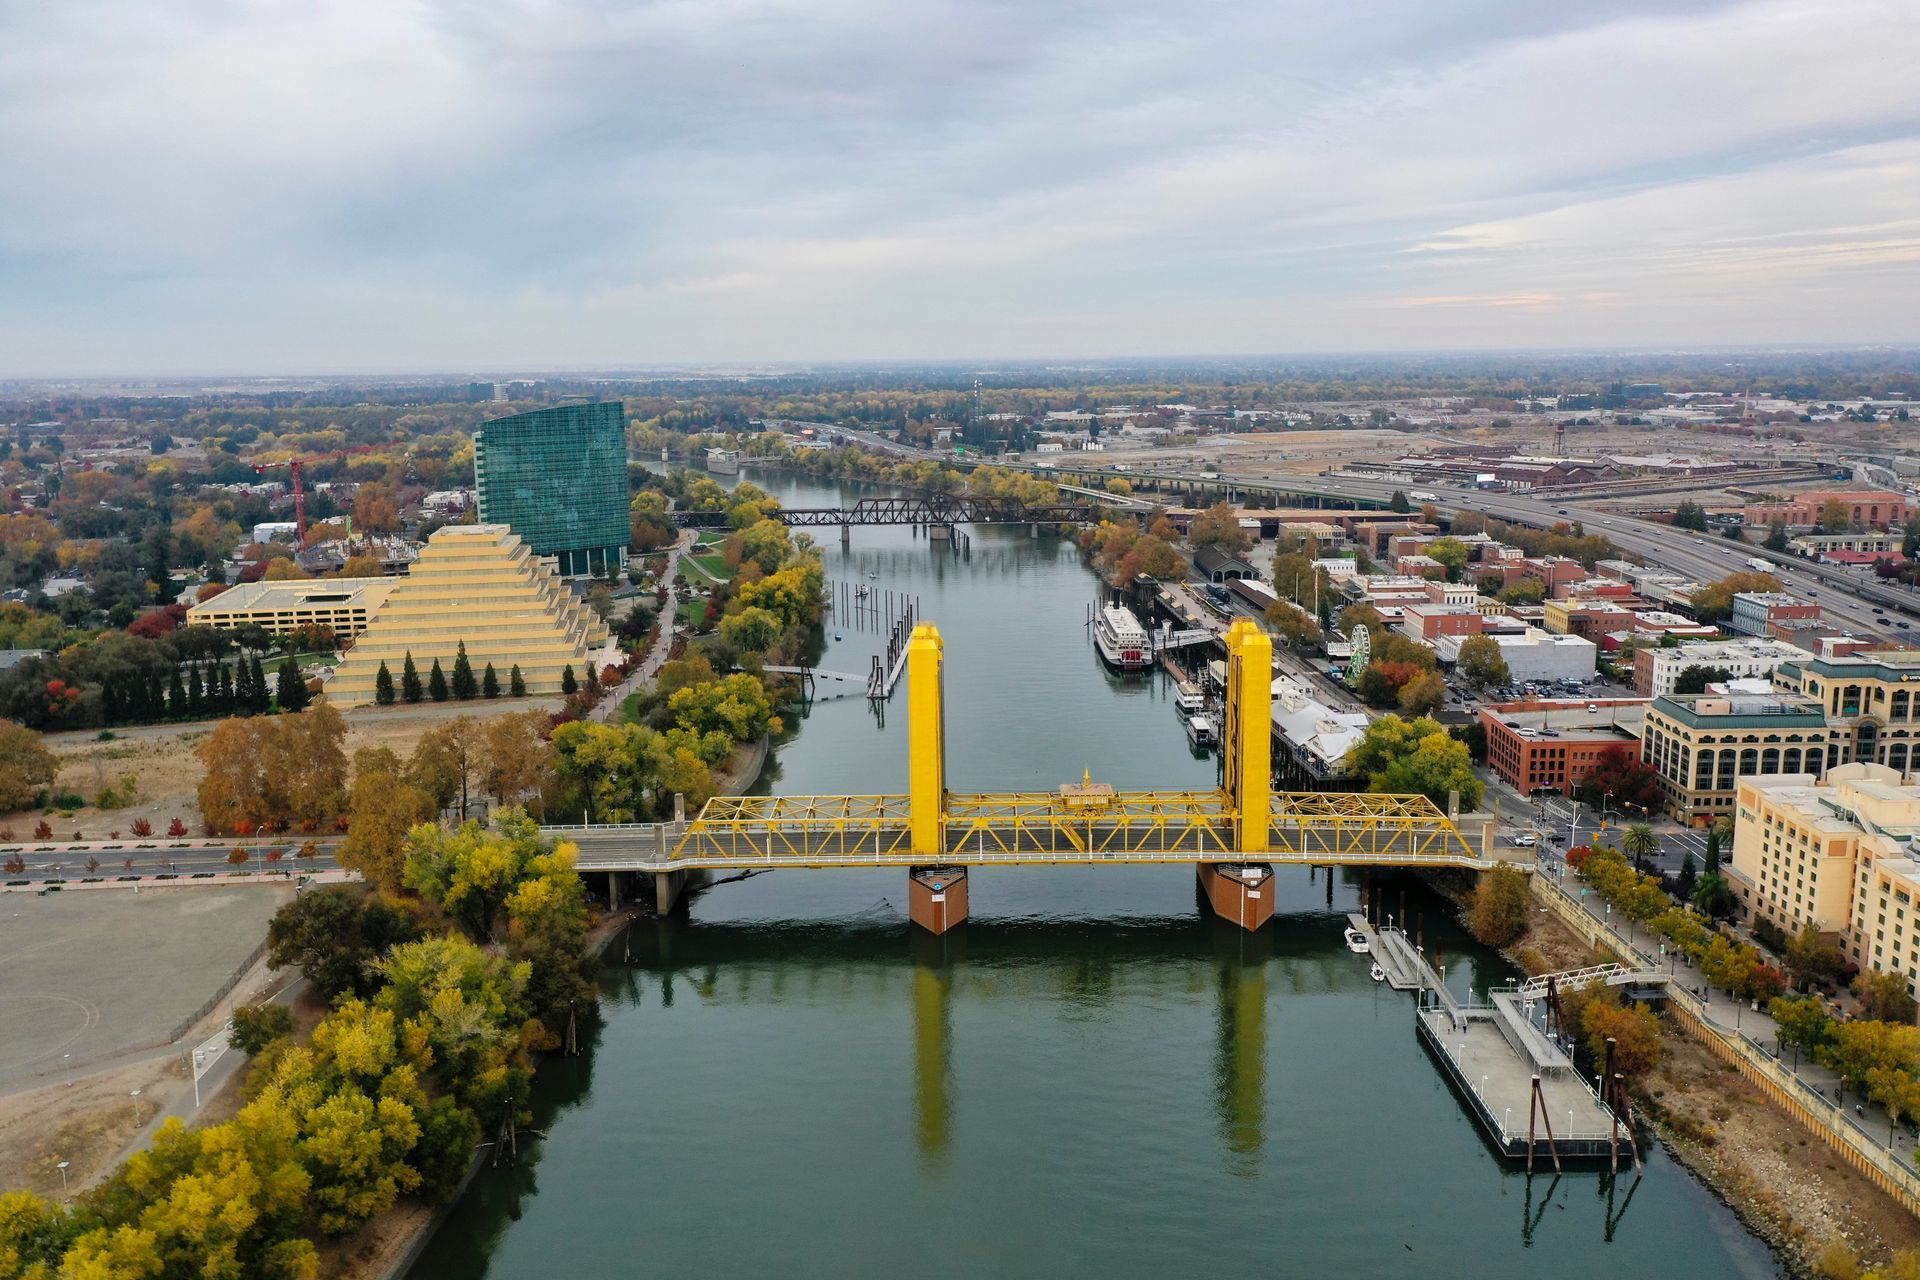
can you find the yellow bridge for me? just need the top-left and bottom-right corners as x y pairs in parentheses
(564, 620), (1515, 931)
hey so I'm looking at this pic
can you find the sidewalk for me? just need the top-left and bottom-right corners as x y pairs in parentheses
(592, 531), (693, 723)
(1535, 858), (1920, 1170)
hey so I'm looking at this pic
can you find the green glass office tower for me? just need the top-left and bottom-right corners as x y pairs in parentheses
(473, 401), (629, 576)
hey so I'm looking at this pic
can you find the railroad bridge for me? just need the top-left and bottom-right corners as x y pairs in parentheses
(671, 494), (1097, 531)
(554, 620), (1518, 933)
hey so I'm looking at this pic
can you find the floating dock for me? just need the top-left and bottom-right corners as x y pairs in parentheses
(1346, 913), (1630, 1165)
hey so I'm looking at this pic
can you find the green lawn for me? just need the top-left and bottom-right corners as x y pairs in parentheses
(677, 598), (708, 626)
(688, 553), (730, 581)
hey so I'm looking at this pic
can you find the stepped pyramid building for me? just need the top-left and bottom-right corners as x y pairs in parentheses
(327, 524), (614, 706)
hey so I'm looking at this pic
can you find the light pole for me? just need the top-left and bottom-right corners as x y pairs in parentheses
(129, 1089), (142, 1127)
(56, 1160), (68, 1192)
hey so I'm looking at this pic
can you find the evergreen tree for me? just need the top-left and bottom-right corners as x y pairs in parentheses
(450, 641), (477, 700)
(482, 662), (500, 699)
(146, 670), (165, 722)
(509, 664), (526, 697)
(1677, 848), (1698, 901)
(375, 661), (396, 705)
(585, 662), (600, 695)
(102, 681), (122, 726)
(560, 664), (578, 696)
(428, 658), (449, 702)
(168, 668), (187, 719)
(401, 652), (423, 704)
(1764, 519), (1790, 552)
(276, 656), (309, 711)
(1704, 826), (1721, 876)
(216, 663), (234, 712)
(1389, 489), (1410, 513)
(187, 665), (205, 717)
(249, 656), (271, 712)
(235, 656), (255, 712)
(145, 522), (179, 604)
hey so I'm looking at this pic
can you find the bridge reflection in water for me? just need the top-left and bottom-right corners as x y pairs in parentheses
(559, 620), (1521, 933)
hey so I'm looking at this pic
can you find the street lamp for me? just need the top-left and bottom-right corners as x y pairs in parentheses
(55, 1160), (68, 1192)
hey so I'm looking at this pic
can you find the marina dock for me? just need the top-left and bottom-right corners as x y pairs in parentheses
(1344, 914), (1629, 1165)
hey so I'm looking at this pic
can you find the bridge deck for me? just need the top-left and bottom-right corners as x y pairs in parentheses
(558, 789), (1516, 873)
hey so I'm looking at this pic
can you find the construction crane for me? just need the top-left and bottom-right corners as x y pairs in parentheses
(252, 445), (381, 548)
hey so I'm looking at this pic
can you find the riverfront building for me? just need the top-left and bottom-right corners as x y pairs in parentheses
(1480, 699), (1646, 797)
(473, 401), (629, 576)
(1730, 765), (1920, 997)
(186, 577), (399, 641)
(326, 524), (613, 705)
(1641, 692), (1832, 824)
(1774, 649), (1920, 773)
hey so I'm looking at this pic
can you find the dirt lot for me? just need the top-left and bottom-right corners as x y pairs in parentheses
(0, 1056), (186, 1198)
(11, 696), (560, 840)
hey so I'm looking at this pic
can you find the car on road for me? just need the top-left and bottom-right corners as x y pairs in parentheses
(1874, 608), (1886, 615)
(1511, 834), (1538, 847)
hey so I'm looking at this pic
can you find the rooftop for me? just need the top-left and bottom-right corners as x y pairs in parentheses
(1650, 692), (1827, 729)
(189, 576), (397, 614)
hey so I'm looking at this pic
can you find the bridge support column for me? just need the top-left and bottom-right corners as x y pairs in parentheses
(1222, 620), (1272, 856)
(654, 869), (686, 915)
(907, 624), (947, 860)
(840, 523), (851, 547)
(909, 866), (969, 935)
(608, 870), (622, 912)
(1199, 863), (1275, 931)
(928, 522), (952, 542)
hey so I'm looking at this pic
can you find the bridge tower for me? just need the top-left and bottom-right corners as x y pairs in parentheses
(906, 622), (969, 933)
(1199, 619), (1276, 931)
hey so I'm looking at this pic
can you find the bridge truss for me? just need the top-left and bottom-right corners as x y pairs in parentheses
(673, 496), (1097, 529)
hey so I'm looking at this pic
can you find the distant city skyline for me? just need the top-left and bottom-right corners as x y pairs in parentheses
(4, 0), (1919, 375)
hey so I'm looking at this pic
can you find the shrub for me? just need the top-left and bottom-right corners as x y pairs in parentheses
(32, 820), (52, 839)
(227, 1002), (295, 1055)
(130, 818), (153, 837)
(167, 817), (189, 837)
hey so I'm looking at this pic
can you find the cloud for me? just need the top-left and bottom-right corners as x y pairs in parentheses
(2, 0), (1919, 371)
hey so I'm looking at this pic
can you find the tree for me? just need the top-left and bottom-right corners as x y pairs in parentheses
(1396, 669), (1446, 717)
(1690, 570), (1782, 623)
(0, 719), (56, 812)
(1188, 501), (1252, 554)
(1455, 635), (1510, 691)
(1762, 519), (1790, 552)
(340, 747), (436, 893)
(1672, 664), (1734, 696)
(1776, 924), (1841, 990)
(719, 606), (783, 655)
(1769, 993), (1835, 1057)
(229, 1002), (295, 1054)
(265, 886), (421, 1000)
(450, 642), (477, 700)
(1469, 866), (1530, 946)
(1389, 489), (1411, 513)
(1671, 500), (1710, 532)
(1905, 513), (1920, 559)
(1426, 537), (1470, 582)
(1820, 1018), (1920, 1097)
(1854, 971), (1918, 1024)
(1346, 714), (1482, 810)
(401, 652), (423, 704)
(410, 719), (480, 820)
(480, 711), (556, 814)
(668, 672), (779, 742)
(1263, 600), (1321, 649)
(374, 660), (395, 705)
(274, 656), (309, 711)
(1583, 997), (1664, 1078)
(1819, 497), (1856, 534)
(1676, 848), (1698, 901)
(560, 664), (578, 696)
(1498, 578), (1546, 606)
(509, 665), (527, 697)
(1572, 744), (1662, 813)
(1620, 822), (1659, 872)
(1692, 872), (1735, 920)
(482, 663), (500, 699)
(427, 658), (449, 702)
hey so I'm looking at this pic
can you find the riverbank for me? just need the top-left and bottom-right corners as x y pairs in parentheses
(1430, 869), (1919, 1276)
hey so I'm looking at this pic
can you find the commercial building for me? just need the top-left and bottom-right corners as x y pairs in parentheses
(1481, 700), (1647, 797)
(1435, 628), (1597, 683)
(472, 401), (630, 576)
(1269, 677), (1371, 788)
(1774, 649), (1920, 773)
(1789, 532), (1904, 559)
(186, 577), (399, 641)
(1633, 638), (1812, 697)
(326, 524), (614, 706)
(1640, 692), (1832, 824)
(1742, 490), (1912, 531)
(1397, 602), (1484, 646)
(1729, 765), (1920, 999)
(1729, 591), (1820, 637)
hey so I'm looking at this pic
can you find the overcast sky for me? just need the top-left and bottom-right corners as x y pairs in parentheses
(4, 0), (1920, 375)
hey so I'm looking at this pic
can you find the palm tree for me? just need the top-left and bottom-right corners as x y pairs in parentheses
(1622, 822), (1659, 874)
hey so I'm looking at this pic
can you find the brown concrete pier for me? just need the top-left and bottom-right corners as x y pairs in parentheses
(1197, 863), (1275, 931)
(909, 867), (970, 934)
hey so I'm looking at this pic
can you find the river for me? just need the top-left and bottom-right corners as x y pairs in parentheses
(408, 472), (1781, 1279)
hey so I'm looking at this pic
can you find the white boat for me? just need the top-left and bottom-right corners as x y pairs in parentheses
(1093, 605), (1151, 671)
(1184, 714), (1217, 749)
(1370, 963), (1386, 982)
(1173, 681), (1205, 713)
(853, 584), (871, 598)
(1343, 926), (1371, 954)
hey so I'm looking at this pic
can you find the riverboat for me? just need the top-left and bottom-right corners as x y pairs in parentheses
(1183, 714), (1217, 750)
(1173, 681), (1205, 713)
(1093, 604), (1151, 671)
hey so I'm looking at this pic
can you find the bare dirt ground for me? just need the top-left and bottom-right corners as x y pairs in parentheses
(0, 1056), (185, 1198)
(11, 696), (561, 839)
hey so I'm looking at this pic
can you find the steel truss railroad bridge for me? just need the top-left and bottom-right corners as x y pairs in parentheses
(671, 495), (1098, 529)
(552, 620), (1519, 933)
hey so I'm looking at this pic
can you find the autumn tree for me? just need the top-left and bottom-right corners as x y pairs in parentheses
(0, 719), (56, 812)
(1455, 635), (1510, 691)
(410, 718), (481, 820)
(1583, 996), (1664, 1078)
(480, 711), (556, 815)
(1785, 924), (1844, 990)
(340, 747), (436, 893)
(1346, 715), (1483, 810)
(1689, 570), (1782, 623)
(1264, 600), (1321, 649)
(1397, 669), (1447, 717)
(196, 704), (349, 834)
(1854, 971), (1919, 1024)
(1572, 744), (1662, 813)
(1469, 866), (1530, 946)
(1426, 536), (1470, 582)
(1188, 501), (1252, 554)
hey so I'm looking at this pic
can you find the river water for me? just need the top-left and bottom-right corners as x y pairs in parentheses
(410, 474), (1781, 1279)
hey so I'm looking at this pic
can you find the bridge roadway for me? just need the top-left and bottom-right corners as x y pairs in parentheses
(547, 789), (1513, 874)
(673, 495), (1097, 529)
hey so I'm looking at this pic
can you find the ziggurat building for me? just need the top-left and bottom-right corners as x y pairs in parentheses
(327, 525), (613, 705)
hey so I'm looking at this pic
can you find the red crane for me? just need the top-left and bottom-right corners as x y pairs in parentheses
(253, 445), (381, 548)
